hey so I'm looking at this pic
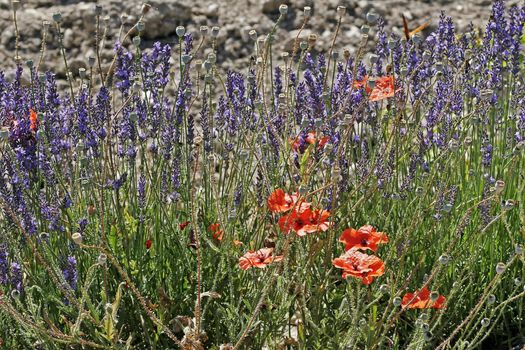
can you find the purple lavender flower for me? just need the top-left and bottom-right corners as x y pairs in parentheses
(62, 256), (78, 290)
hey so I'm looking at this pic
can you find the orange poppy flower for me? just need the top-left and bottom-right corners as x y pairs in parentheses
(267, 189), (310, 213)
(29, 108), (38, 131)
(353, 76), (395, 102)
(401, 287), (446, 309)
(332, 248), (385, 285)
(338, 225), (389, 252)
(279, 208), (331, 237)
(209, 223), (224, 241)
(291, 131), (330, 153)
(238, 247), (283, 270)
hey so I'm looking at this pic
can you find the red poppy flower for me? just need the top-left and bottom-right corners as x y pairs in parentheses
(145, 239), (152, 250)
(179, 221), (191, 230)
(401, 287), (446, 309)
(338, 225), (389, 252)
(209, 223), (224, 241)
(354, 76), (396, 102)
(332, 248), (385, 285)
(29, 108), (38, 131)
(291, 131), (330, 153)
(267, 189), (310, 213)
(239, 247), (283, 270)
(279, 208), (331, 237)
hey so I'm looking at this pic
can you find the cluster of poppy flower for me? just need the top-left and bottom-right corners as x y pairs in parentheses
(332, 225), (388, 285)
(290, 131), (330, 154)
(238, 188), (331, 270)
(353, 75), (396, 102)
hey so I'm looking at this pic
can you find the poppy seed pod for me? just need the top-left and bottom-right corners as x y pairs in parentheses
(132, 36), (141, 47)
(97, 254), (107, 266)
(88, 56), (96, 67)
(52, 12), (62, 23)
(392, 297), (402, 306)
(78, 67), (86, 79)
(279, 4), (288, 15)
(12, 0), (20, 11)
(137, 21), (145, 32)
(515, 244), (523, 254)
(299, 41), (308, 50)
(487, 294), (496, 304)
(481, 318), (490, 328)
(200, 25), (209, 36)
(366, 11), (378, 24)
(495, 262), (506, 274)
(337, 6), (346, 18)
(141, 3), (151, 15)
(94, 5), (103, 16)
(438, 254), (449, 265)
(379, 284), (389, 293)
(39, 232), (50, 240)
(249, 29), (257, 41)
(211, 26), (220, 37)
(176, 26), (186, 37)
(304, 6), (311, 17)
(361, 25), (370, 34)
(72, 232), (82, 245)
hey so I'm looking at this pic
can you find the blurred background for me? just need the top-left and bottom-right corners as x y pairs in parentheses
(0, 0), (504, 86)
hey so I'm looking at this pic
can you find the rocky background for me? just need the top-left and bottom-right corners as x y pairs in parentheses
(0, 0), (513, 87)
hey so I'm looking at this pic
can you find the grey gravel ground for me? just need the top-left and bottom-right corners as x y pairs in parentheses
(0, 0), (509, 85)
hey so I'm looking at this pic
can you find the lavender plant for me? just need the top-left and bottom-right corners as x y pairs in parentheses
(0, 0), (524, 349)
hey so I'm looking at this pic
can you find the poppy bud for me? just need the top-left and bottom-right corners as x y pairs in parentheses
(188, 230), (198, 250)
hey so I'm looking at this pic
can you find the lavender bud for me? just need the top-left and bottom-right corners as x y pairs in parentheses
(176, 26), (186, 37)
